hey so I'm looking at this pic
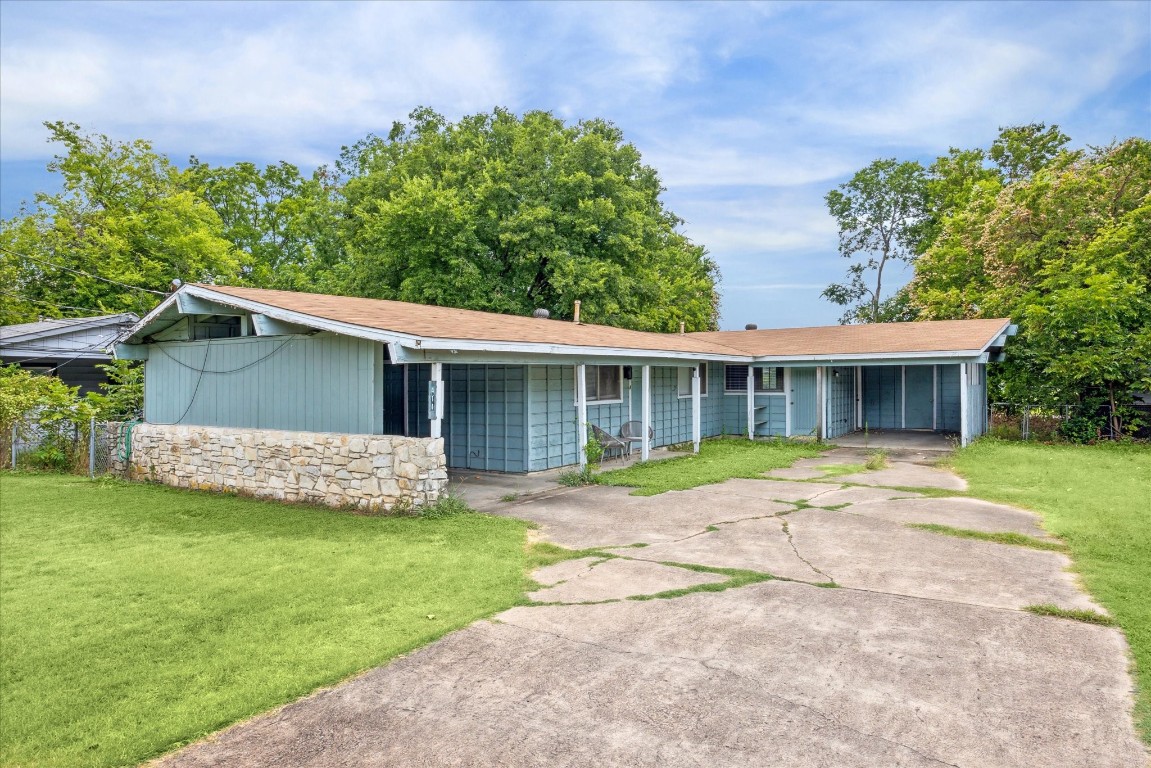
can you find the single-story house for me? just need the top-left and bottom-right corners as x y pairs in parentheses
(114, 284), (1013, 509)
(1, 313), (139, 394)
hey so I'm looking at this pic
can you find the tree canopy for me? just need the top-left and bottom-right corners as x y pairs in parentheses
(2, 110), (719, 332)
(910, 136), (1151, 429)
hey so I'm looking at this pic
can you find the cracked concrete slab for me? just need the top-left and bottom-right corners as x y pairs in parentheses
(531, 556), (607, 586)
(835, 461), (968, 490)
(764, 466), (831, 480)
(156, 582), (1145, 768)
(805, 486), (924, 507)
(528, 558), (726, 603)
(786, 508), (1099, 611)
(693, 477), (844, 502)
(493, 485), (792, 549)
(607, 517), (827, 583)
(844, 496), (1055, 538)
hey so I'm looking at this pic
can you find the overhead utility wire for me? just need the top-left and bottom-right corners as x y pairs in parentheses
(0, 246), (167, 296)
(0, 289), (116, 316)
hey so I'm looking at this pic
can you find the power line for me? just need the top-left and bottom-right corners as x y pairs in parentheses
(0, 289), (117, 316)
(0, 246), (168, 296)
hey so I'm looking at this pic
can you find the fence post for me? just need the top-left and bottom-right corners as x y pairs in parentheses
(10, 423), (15, 470)
(89, 416), (97, 478)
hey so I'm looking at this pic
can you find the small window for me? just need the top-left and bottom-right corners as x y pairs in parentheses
(677, 363), (708, 398)
(582, 365), (622, 403)
(725, 365), (784, 393)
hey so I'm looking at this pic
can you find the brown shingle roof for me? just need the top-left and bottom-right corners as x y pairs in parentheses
(689, 318), (1012, 357)
(195, 285), (745, 356)
(190, 285), (1009, 359)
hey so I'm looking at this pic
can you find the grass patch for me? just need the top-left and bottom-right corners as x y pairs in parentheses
(523, 541), (614, 570)
(865, 449), (889, 470)
(0, 474), (531, 768)
(906, 523), (1069, 552)
(596, 438), (825, 495)
(1024, 604), (1116, 627)
(627, 562), (775, 600)
(499, 492), (519, 503)
(954, 439), (1151, 742)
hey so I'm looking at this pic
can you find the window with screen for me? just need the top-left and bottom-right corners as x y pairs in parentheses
(583, 365), (622, 403)
(725, 365), (784, 393)
(677, 363), (708, 397)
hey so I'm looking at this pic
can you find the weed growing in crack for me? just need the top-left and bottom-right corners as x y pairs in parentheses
(907, 523), (1068, 552)
(865, 449), (889, 471)
(499, 493), (519, 503)
(1025, 604), (1115, 626)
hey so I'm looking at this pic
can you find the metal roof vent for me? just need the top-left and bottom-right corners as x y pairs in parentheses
(745, 323), (758, 330)
(532, 308), (550, 319)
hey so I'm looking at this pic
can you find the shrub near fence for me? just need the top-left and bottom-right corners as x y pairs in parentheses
(990, 402), (1118, 443)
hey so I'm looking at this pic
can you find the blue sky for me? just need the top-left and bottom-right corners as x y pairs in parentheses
(1, 0), (1148, 328)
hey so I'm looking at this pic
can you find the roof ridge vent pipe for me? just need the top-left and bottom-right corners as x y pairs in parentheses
(532, 308), (550, 319)
(745, 323), (758, 330)
(573, 300), (581, 324)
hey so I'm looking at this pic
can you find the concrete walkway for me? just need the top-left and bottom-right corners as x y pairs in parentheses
(157, 449), (1147, 768)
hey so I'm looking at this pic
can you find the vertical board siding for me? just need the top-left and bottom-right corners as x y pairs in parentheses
(406, 364), (432, 437)
(789, 367), (818, 436)
(144, 334), (380, 433)
(904, 365), (935, 429)
(937, 364), (961, 432)
(444, 365), (527, 472)
(753, 394), (787, 437)
(825, 366), (856, 439)
(863, 366), (903, 429)
(527, 365), (579, 471)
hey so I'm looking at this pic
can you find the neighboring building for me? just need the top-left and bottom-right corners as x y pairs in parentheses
(1, 313), (139, 394)
(112, 284), (1014, 511)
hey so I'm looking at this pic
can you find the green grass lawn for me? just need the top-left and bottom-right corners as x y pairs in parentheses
(0, 475), (531, 768)
(952, 440), (1151, 743)
(596, 438), (825, 495)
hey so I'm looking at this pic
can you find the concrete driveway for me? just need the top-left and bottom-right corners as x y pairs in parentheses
(158, 450), (1146, 768)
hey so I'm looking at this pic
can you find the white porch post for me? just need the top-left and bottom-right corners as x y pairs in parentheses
(816, 366), (826, 440)
(429, 362), (444, 440)
(855, 365), (863, 430)
(640, 365), (652, 460)
(576, 364), (589, 468)
(959, 362), (970, 447)
(746, 366), (755, 439)
(784, 367), (792, 437)
(691, 365), (701, 454)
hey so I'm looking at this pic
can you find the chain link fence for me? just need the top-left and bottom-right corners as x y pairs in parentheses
(5, 417), (134, 476)
(989, 402), (1118, 442)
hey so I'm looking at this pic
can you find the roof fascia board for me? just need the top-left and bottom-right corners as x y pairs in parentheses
(394, 347), (740, 367)
(120, 292), (182, 343)
(979, 320), (1015, 353)
(750, 350), (983, 365)
(184, 286), (417, 347)
(405, 338), (749, 362)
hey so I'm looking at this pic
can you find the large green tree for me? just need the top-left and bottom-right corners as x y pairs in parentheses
(822, 158), (928, 324)
(911, 138), (1151, 431)
(335, 107), (720, 331)
(0, 122), (240, 324)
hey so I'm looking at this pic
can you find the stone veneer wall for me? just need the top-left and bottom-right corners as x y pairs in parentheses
(121, 423), (447, 511)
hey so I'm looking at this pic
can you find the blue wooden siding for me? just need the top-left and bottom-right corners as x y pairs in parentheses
(527, 365), (580, 471)
(789, 368), (818, 436)
(904, 366), (935, 429)
(862, 366), (903, 429)
(406, 364), (432, 437)
(753, 394), (787, 436)
(825, 366), (856, 439)
(144, 334), (381, 433)
(937, 364), (961, 432)
(444, 365), (527, 472)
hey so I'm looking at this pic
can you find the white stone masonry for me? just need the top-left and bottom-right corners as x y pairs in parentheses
(120, 424), (447, 512)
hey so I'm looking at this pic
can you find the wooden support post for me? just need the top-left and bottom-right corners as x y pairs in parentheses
(855, 365), (863, 430)
(746, 366), (755, 440)
(959, 362), (969, 447)
(691, 365), (701, 454)
(88, 416), (96, 478)
(429, 362), (444, 440)
(816, 366), (825, 440)
(641, 365), (651, 461)
(576, 364), (589, 469)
